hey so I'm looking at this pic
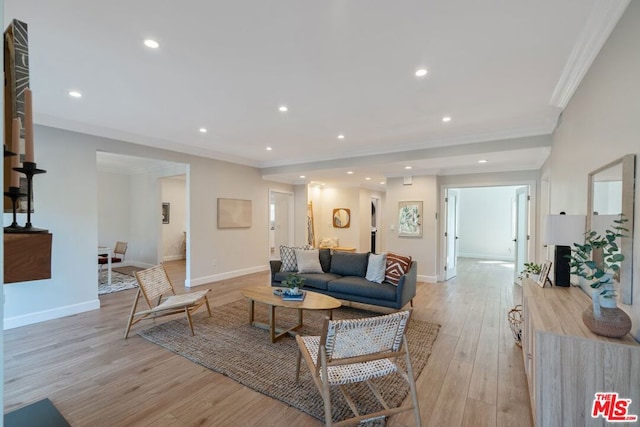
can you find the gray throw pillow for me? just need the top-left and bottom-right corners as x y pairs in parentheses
(330, 252), (369, 277)
(279, 245), (310, 272)
(295, 248), (323, 273)
(365, 253), (387, 283)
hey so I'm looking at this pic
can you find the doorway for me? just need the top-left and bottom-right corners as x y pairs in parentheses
(269, 190), (294, 259)
(441, 185), (534, 283)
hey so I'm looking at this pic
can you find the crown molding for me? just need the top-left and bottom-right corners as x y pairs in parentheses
(550, 0), (630, 108)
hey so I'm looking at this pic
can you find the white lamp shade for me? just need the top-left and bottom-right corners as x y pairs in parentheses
(544, 215), (586, 246)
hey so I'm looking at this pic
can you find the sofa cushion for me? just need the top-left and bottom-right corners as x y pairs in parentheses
(328, 276), (397, 301)
(298, 273), (340, 291)
(279, 245), (309, 272)
(385, 252), (412, 285)
(295, 248), (323, 273)
(330, 252), (369, 277)
(319, 248), (332, 273)
(365, 253), (387, 283)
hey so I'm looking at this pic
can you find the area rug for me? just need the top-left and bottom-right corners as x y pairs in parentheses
(112, 265), (145, 276)
(138, 299), (439, 425)
(98, 271), (138, 295)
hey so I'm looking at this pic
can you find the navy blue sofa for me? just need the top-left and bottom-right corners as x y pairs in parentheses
(269, 250), (416, 310)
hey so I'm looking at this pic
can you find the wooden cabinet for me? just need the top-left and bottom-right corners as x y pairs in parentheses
(4, 233), (52, 283)
(522, 279), (640, 426)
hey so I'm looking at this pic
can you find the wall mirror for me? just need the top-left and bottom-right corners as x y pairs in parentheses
(586, 154), (636, 304)
(333, 208), (350, 228)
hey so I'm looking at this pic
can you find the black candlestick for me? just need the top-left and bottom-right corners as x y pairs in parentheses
(13, 161), (48, 233)
(3, 186), (27, 232)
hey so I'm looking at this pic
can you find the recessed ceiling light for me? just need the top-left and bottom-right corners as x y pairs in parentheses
(347, 171), (354, 175)
(404, 166), (412, 170)
(300, 175), (306, 179)
(266, 147), (272, 151)
(478, 159), (488, 163)
(144, 39), (159, 49)
(415, 68), (428, 77)
(337, 134), (345, 140)
(442, 116), (452, 122)
(68, 91), (82, 98)
(278, 105), (288, 112)
(380, 181), (385, 185)
(199, 127), (207, 133)
(365, 177), (371, 181)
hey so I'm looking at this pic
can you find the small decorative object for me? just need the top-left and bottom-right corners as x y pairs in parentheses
(519, 262), (542, 280)
(537, 260), (552, 288)
(332, 208), (350, 228)
(568, 215), (632, 337)
(508, 305), (523, 347)
(398, 201), (422, 237)
(281, 273), (305, 295)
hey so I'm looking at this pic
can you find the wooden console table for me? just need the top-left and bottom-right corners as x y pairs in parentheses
(522, 279), (640, 426)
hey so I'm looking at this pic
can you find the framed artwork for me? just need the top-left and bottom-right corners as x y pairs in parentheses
(218, 198), (252, 228)
(333, 208), (351, 228)
(538, 260), (552, 287)
(162, 202), (170, 224)
(398, 201), (422, 237)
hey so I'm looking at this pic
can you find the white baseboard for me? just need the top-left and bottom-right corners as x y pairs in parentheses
(187, 265), (270, 288)
(163, 254), (186, 262)
(417, 274), (438, 284)
(457, 253), (514, 262)
(4, 299), (101, 330)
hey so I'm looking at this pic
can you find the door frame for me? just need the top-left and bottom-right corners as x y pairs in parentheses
(268, 189), (294, 259)
(438, 180), (537, 282)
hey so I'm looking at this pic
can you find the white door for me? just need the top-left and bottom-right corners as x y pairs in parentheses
(514, 186), (530, 284)
(444, 189), (459, 280)
(269, 191), (294, 259)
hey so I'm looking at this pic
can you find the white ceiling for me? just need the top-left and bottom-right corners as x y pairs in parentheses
(5, 1), (630, 189)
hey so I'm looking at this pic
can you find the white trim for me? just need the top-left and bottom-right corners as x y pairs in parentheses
(550, 0), (630, 108)
(457, 253), (514, 262)
(187, 265), (270, 288)
(4, 299), (100, 330)
(417, 274), (437, 284)
(163, 254), (186, 262)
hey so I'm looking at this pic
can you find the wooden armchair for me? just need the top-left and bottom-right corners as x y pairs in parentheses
(124, 264), (211, 338)
(295, 310), (421, 426)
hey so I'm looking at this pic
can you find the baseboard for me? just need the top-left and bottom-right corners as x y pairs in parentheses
(457, 253), (514, 262)
(162, 254), (186, 262)
(188, 265), (270, 288)
(417, 274), (437, 284)
(4, 299), (100, 330)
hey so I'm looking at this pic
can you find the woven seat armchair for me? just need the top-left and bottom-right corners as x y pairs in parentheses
(295, 310), (421, 426)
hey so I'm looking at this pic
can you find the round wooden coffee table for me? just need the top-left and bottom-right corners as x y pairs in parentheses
(241, 286), (341, 343)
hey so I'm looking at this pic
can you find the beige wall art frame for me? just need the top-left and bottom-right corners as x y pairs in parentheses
(217, 198), (252, 229)
(398, 201), (422, 237)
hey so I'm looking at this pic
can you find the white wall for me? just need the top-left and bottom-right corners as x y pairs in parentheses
(545, 0), (640, 339)
(97, 170), (131, 251)
(457, 186), (520, 261)
(4, 125), (293, 328)
(161, 176), (186, 261)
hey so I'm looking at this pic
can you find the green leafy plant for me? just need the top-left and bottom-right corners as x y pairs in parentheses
(567, 215), (628, 299)
(518, 262), (542, 280)
(281, 273), (305, 289)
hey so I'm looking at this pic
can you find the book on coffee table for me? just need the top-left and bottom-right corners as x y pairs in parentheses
(281, 291), (306, 301)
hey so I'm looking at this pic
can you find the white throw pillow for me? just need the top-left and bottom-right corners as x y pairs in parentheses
(279, 245), (310, 272)
(295, 248), (323, 274)
(365, 253), (387, 283)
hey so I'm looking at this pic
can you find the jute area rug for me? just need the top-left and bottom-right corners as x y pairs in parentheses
(111, 265), (145, 276)
(138, 299), (440, 425)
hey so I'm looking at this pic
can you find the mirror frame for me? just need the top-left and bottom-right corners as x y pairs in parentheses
(586, 154), (636, 304)
(333, 208), (351, 228)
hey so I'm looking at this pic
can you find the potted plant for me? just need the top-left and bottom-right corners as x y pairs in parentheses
(567, 215), (631, 337)
(281, 273), (305, 295)
(519, 262), (542, 281)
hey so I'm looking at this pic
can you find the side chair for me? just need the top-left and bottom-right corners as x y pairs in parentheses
(124, 264), (211, 338)
(295, 310), (421, 426)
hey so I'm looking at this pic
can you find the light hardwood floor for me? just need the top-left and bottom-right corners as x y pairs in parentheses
(4, 258), (532, 426)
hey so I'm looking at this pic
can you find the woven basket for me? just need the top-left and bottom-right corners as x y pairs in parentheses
(582, 306), (632, 338)
(508, 305), (523, 347)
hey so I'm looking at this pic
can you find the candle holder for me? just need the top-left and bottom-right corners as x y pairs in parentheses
(13, 161), (48, 233)
(3, 186), (27, 233)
